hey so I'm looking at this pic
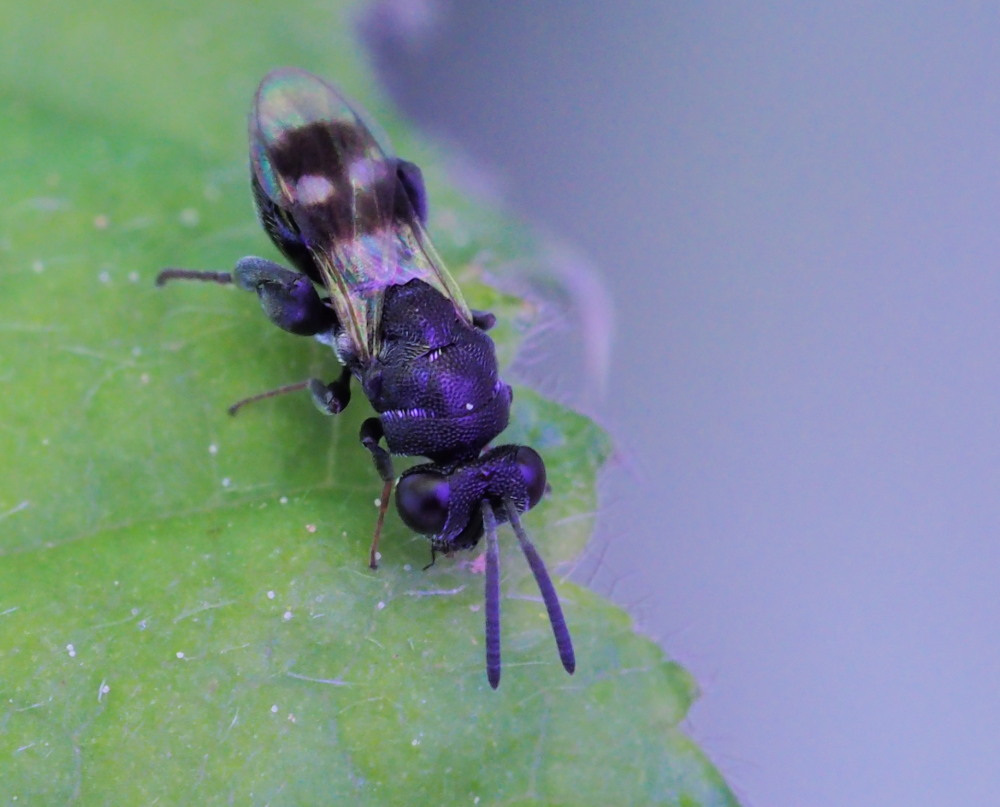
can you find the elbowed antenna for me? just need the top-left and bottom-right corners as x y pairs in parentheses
(483, 500), (502, 689)
(505, 500), (575, 675)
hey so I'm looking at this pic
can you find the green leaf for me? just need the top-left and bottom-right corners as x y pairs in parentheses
(0, 1), (740, 804)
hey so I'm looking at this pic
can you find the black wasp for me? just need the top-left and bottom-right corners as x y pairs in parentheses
(157, 68), (574, 689)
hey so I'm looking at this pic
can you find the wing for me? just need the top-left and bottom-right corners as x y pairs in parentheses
(249, 67), (471, 363)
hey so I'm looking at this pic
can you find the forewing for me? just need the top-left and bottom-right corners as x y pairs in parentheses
(249, 68), (470, 361)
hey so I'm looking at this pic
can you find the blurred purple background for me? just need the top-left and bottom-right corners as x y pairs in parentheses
(369, 3), (1000, 804)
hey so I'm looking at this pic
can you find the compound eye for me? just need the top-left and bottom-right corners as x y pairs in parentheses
(515, 447), (547, 510)
(396, 472), (450, 534)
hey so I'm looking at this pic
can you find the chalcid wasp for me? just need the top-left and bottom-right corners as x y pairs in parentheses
(157, 68), (574, 688)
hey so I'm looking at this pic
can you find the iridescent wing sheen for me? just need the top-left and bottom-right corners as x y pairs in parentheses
(249, 67), (471, 362)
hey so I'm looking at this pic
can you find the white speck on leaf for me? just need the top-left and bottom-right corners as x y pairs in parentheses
(66, 644), (76, 658)
(179, 208), (200, 226)
(266, 590), (276, 600)
(282, 610), (293, 622)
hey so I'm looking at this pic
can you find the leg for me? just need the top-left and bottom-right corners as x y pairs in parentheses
(157, 256), (337, 337)
(360, 418), (395, 482)
(234, 256), (337, 336)
(226, 368), (351, 417)
(471, 310), (496, 331)
(395, 159), (428, 225)
(360, 418), (396, 569)
(156, 268), (233, 286)
(228, 380), (310, 416)
(309, 367), (352, 415)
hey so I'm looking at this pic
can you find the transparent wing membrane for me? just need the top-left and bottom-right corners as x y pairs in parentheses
(250, 67), (471, 361)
